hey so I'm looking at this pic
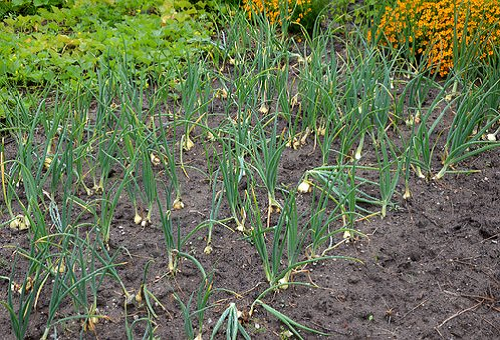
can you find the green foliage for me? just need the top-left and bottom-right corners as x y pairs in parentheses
(294, 0), (329, 31)
(0, 0), (214, 87)
(11, 0), (69, 5)
(322, 0), (395, 26)
(352, 0), (396, 25)
(0, 0), (72, 17)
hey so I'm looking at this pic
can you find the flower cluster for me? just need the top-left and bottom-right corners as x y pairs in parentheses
(243, 0), (313, 25)
(376, 0), (500, 76)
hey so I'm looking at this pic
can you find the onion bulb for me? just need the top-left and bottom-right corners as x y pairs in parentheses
(173, 197), (185, 210)
(297, 181), (312, 194)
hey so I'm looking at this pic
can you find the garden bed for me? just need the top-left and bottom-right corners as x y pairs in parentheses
(0, 2), (499, 340)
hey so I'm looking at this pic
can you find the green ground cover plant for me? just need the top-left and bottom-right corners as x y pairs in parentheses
(0, 0), (214, 88)
(0, 0), (70, 17)
(0, 0), (499, 338)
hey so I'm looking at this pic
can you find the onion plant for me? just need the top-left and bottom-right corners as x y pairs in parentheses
(39, 232), (123, 339)
(202, 172), (224, 254)
(14, 102), (51, 192)
(66, 89), (94, 195)
(17, 148), (49, 240)
(38, 97), (70, 195)
(98, 161), (134, 246)
(248, 188), (355, 289)
(297, 19), (340, 137)
(247, 188), (274, 283)
(70, 234), (125, 336)
(305, 165), (380, 218)
(217, 143), (247, 232)
(372, 132), (401, 217)
(248, 282), (359, 339)
(252, 298), (329, 340)
(435, 81), (500, 179)
(336, 45), (389, 161)
(316, 112), (344, 165)
(125, 174), (142, 225)
(124, 313), (156, 340)
(138, 140), (158, 225)
(248, 114), (286, 222)
(2, 95), (58, 240)
(210, 303), (250, 340)
(305, 183), (352, 259)
(275, 192), (302, 288)
(125, 261), (167, 339)
(403, 73), (454, 179)
(85, 70), (120, 195)
(157, 182), (180, 273)
(158, 116), (183, 210)
(0, 138), (15, 219)
(93, 121), (121, 195)
(2, 248), (46, 340)
(179, 59), (203, 152)
(174, 272), (214, 340)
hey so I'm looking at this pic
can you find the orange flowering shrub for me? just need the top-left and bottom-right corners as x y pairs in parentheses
(242, 0), (313, 25)
(376, 0), (500, 76)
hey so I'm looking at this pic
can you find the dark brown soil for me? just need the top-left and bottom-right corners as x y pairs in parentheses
(0, 27), (499, 338)
(1, 124), (499, 340)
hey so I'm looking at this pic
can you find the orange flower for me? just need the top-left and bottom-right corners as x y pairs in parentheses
(375, 0), (500, 76)
(243, 0), (313, 25)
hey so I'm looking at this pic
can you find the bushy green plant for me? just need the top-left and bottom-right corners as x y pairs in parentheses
(0, 0), (214, 86)
(0, 0), (72, 17)
(352, 0), (396, 25)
